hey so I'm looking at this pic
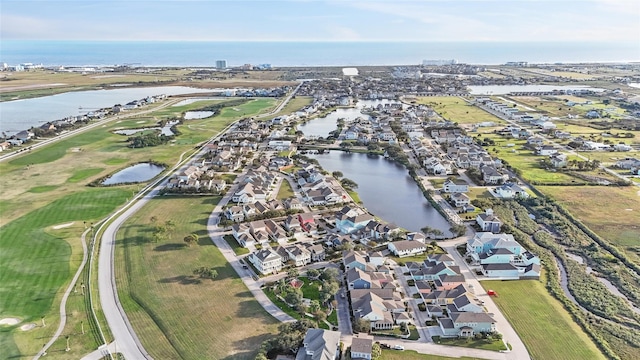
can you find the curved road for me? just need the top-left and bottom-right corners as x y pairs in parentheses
(87, 87), (302, 359)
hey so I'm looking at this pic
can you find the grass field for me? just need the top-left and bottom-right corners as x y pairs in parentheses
(431, 336), (507, 351)
(537, 186), (640, 249)
(480, 279), (606, 360)
(478, 134), (585, 184)
(417, 97), (507, 125)
(276, 179), (295, 200)
(0, 188), (130, 359)
(270, 96), (313, 118)
(115, 196), (278, 359)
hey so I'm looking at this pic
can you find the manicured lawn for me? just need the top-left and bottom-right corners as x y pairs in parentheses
(380, 349), (481, 360)
(224, 234), (250, 255)
(417, 97), (507, 125)
(299, 277), (322, 300)
(116, 196), (278, 359)
(27, 184), (58, 193)
(347, 189), (362, 204)
(538, 185), (640, 252)
(480, 279), (606, 360)
(277, 179), (295, 200)
(0, 188), (130, 359)
(263, 288), (302, 320)
(68, 167), (105, 183)
(431, 336), (507, 351)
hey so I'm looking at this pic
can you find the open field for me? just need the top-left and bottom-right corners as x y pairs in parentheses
(0, 188), (130, 358)
(537, 185), (640, 250)
(417, 97), (507, 125)
(270, 95), (313, 118)
(431, 336), (506, 352)
(480, 279), (606, 360)
(115, 196), (278, 359)
(477, 134), (587, 185)
(0, 95), (278, 358)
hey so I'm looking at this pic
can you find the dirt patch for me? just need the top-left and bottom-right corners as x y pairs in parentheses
(20, 323), (36, 331)
(0, 318), (21, 326)
(53, 222), (74, 229)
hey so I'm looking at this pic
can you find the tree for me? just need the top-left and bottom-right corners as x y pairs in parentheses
(450, 224), (467, 237)
(340, 178), (358, 190)
(287, 268), (300, 280)
(372, 342), (382, 360)
(353, 318), (371, 333)
(193, 267), (218, 280)
(165, 220), (176, 233)
(332, 171), (343, 179)
(284, 288), (303, 307)
(320, 281), (340, 303)
(306, 268), (320, 279)
(183, 233), (198, 247)
(320, 268), (339, 281)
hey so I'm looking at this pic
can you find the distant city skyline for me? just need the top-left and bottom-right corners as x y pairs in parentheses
(1, 0), (639, 44)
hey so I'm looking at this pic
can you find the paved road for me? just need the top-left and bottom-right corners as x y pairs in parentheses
(206, 189), (296, 323)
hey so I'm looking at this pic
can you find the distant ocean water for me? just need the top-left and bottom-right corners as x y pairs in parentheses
(1, 41), (639, 67)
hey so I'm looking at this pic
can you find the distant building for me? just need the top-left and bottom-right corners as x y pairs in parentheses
(216, 60), (227, 69)
(422, 59), (457, 66)
(504, 61), (528, 67)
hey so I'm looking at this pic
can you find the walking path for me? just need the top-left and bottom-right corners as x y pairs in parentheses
(34, 227), (91, 359)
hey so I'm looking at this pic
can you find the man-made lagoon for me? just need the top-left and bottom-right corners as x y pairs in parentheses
(102, 163), (165, 185)
(309, 151), (451, 235)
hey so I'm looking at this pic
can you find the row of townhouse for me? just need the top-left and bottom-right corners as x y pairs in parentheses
(247, 241), (327, 275)
(166, 164), (227, 192)
(224, 197), (303, 222)
(466, 232), (541, 279)
(232, 212), (317, 248)
(403, 254), (497, 338)
(476, 98), (538, 123)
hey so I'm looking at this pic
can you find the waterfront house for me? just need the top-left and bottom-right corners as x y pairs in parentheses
(443, 179), (469, 193)
(388, 240), (426, 257)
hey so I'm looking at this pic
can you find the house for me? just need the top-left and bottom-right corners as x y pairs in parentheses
(343, 251), (368, 271)
(476, 209), (502, 233)
(284, 215), (302, 232)
(443, 179), (469, 193)
(549, 153), (568, 168)
(283, 244), (311, 266)
(347, 268), (374, 290)
(336, 212), (374, 234)
(224, 206), (245, 222)
(481, 263), (520, 278)
(296, 329), (341, 360)
(480, 166), (507, 185)
(467, 232), (523, 256)
(438, 312), (496, 338)
(388, 240), (426, 257)
(536, 145), (558, 156)
(493, 182), (529, 199)
(450, 193), (471, 208)
(307, 244), (326, 262)
(298, 213), (316, 232)
(350, 334), (373, 360)
(248, 248), (283, 275)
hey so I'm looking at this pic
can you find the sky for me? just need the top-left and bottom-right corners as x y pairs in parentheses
(1, 0), (639, 43)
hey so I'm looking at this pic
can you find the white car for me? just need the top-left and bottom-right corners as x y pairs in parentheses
(393, 345), (404, 350)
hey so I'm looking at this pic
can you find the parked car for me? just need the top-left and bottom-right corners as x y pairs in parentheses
(393, 345), (404, 350)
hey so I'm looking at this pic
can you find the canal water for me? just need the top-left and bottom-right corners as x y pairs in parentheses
(297, 99), (401, 138)
(102, 163), (165, 185)
(309, 151), (451, 235)
(0, 86), (216, 135)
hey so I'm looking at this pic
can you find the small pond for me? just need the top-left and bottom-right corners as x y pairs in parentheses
(102, 163), (165, 185)
(184, 111), (215, 119)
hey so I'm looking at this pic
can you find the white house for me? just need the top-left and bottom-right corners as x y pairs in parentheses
(388, 240), (426, 257)
(248, 248), (283, 275)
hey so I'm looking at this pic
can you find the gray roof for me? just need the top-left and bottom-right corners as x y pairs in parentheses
(297, 329), (341, 360)
(350, 335), (373, 355)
